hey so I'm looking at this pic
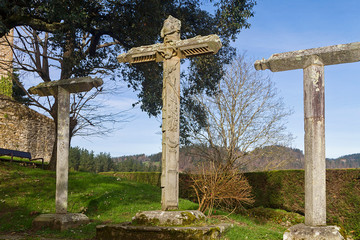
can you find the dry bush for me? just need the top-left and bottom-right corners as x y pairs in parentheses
(190, 161), (254, 216)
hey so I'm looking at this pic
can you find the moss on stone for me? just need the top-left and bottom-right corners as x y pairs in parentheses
(180, 211), (200, 225)
(97, 223), (227, 240)
(0, 75), (12, 97)
(132, 214), (160, 226)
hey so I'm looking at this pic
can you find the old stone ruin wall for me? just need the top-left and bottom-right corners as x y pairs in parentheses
(0, 29), (13, 77)
(0, 95), (55, 162)
(0, 29), (55, 162)
(0, 29), (14, 97)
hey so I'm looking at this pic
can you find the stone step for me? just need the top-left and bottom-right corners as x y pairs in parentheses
(96, 222), (232, 240)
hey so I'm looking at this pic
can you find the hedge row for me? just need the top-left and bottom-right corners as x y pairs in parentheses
(100, 169), (360, 237)
(100, 172), (161, 187)
(246, 169), (360, 237)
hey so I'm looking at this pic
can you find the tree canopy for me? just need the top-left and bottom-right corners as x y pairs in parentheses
(1, 0), (256, 143)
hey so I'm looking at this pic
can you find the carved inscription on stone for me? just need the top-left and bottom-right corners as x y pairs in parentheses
(163, 61), (180, 133)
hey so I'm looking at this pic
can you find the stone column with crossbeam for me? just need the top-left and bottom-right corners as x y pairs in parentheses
(254, 42), (360, 239)
(118, 15), (221, 210)
(29, 76), (103, 230)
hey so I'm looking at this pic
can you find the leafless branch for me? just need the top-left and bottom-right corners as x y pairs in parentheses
(185, 53), (293, 169)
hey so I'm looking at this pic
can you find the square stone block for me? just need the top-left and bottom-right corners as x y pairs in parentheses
(32, 213), (89, 231)
(283, 224), (344, 240)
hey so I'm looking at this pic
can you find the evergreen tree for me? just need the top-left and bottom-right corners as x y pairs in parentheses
(11, 72), (31, 105)
(69, 146), (81, 171)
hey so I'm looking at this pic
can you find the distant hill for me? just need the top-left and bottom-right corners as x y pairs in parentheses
(327, 153), (360, 169)
(112, 152), (162, 163)
(241, 145), (305, 172)
(112, 146), (360, 172)
(112, 153), (161, 172)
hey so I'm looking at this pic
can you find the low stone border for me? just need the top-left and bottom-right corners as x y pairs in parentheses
(96, 222), (232, 240)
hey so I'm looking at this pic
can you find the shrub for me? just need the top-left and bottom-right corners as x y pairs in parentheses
(189, 162), (254, 216)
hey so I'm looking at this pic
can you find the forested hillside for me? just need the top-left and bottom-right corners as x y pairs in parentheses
(327, 153), (360, 169)
(69, 147), (160, 173)
(69, 145), (360, 173)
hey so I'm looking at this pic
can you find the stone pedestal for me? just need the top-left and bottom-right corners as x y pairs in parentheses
(132, 210), (205, 226)
(96, 223), (229, 240)
(96, 210), (231, 240)
(283, 224), (344, 240)
(32, 213), (89, 231)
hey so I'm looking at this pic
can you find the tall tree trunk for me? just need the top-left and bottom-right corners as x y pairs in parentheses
(61, 31), (75, 80)
(48, 31), (75, 170)
(48, 98), (58, 170)
(49, 135), (57, 170)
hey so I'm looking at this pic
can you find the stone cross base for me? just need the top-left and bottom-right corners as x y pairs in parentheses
(283, 224), (344, 240)
(132, 210), (205, 226)
(96, 223), (231, 240)
(96, 210), (231, 240)
(32, 213), (89, 231)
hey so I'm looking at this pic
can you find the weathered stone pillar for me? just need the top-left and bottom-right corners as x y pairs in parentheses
(95, 15), (224, 239)
(117, 16), (221, 211)
(56, 86), (70, 214)
(253, 42), (360, 239)
(29, 77), (102, 230)
(161, 56), (180, 210)
(303, 56), (326, 226)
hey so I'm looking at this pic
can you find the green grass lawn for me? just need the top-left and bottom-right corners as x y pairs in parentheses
(0, 161), (289, 239)
(0, 156), (46, 167)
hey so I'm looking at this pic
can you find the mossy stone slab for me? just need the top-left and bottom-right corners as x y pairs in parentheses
(132, 210), (205, 226)
(96, 222), (231, 240)
(32, 213), (89, 231)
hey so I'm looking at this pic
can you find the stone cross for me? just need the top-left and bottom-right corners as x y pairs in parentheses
(118, 15), (222, 210)
(254, 42), (360, 227)
(29, 77), (103, 213)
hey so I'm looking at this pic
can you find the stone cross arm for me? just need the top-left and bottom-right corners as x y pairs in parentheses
(28, 77), (103, 96)
(254, 41), (360, 72)
(117, 34), (222, 64)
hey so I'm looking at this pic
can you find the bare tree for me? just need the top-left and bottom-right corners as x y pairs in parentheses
(185, 54), (293, 215)
(186, 53), (293, 169)
(0, 27), (127, 170)
(190, 161), (254, 216)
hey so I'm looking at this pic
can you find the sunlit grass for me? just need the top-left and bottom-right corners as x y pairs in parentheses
(0, 161), (289, 239)
(0, 156), (47, 168)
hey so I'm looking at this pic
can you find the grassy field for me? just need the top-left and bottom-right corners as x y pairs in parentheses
(0, 161), (292, 239)
(0, 156), (46, 169)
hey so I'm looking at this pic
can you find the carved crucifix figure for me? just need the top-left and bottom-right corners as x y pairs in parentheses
(254, 42), (360, 229)
(118, 16), (222, 210)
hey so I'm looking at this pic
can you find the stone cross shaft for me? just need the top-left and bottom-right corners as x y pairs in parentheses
(118, 15), (221, 211)
(254, 41), (360, 226)
(29, 77), (103, 214)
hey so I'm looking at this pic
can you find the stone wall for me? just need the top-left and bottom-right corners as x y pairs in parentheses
(0, 29), (13, 74)
(0, 95), (55, 162)
(0, 29), (13, 97)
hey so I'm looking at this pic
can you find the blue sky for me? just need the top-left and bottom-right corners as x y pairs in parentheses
(72, 0), (360, 158)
